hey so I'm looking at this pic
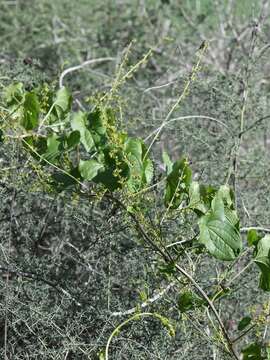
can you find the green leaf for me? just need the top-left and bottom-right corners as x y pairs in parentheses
(142, 157), (153, 184)
(247, 229), (260, 247)
(71, 112), (95, 152)
(44, 134), (61, 162)
(254, 235), (270, 291)
(88, 109), (107, 136)
(54, 87), (72, 119)
(25, 133), (61, 163)
(224, 208), (239, 229)
(267, 346), (270, 360)
(178, 291), (204, 312)
(198, 192), (242, 261)
(98, 351), (105, 360)
(87, 108), (115, 147)
(188, 181), (208, 214)
(162, 150), (173, 175)
(94, 147), (129, 191)
(238, 316), (252, 331)
(241, 342), (263, 360)
(79, 159), (104, 181)
(23, 135), (47, 160)
(125, 137), (143, 161)
(124, 138), (153, 192)
(199, 184), (217, 210)
(22, 92), (40, 130)
(66, 130), (80, 149)
(218, 184), (235, 209)
(164, 157), (192, 209)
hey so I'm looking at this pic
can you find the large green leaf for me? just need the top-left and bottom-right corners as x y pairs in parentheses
(79, 159), (104, 181)
(87, 108), (116, 147)
(142, 157), (153, 184)
(188, 181), (208, 214)
(22, 92), (40, 130)
(71, 112), (95, 152)
(44, 134), (61, 162)
(254, 235), (270, 291)
(66, 130), (80, 150)
(218, 184), (235, 208)
(88, 109), (107, 136)
(178, 291), (205, 312)
(24, 134), (61, 163)
(54, 87), (72, 119)
(124, 138), (153, 192)
(164, 157), (192, 209)
(162, 150), (173, 175)
(198, 192), (242, 261)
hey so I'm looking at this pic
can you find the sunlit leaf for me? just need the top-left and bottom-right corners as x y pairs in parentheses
(198, 191), (242, 261)
(188, 181), (208, 214)
(124, 138), (153, 192)
(54, 87), (72, 119)
(247, 229), (260, 247)
(164, 157), (192, 209)
(79, 159), (104, 181)
(71, 112), (94, 152)
(44, 133), (61, 162)
(162, 150), (173, 175)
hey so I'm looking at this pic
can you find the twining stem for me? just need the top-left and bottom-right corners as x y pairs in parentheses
(104, 312), (173, 360)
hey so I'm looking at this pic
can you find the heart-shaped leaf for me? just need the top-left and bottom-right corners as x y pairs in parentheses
(54, 87), (72, 119)
(198, 191), (242, 261)
(188, 181), (208, 214)
(79, 159), (104, 181)
(124, 138), (153, 192)
(71, 112), (95, 152)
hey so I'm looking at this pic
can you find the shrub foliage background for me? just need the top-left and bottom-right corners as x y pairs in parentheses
(0, 1), (270, 359)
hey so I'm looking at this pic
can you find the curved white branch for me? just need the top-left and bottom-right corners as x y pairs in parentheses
(111, 280), (177, 317)
(59, 57), (115, 88)
(144, 115), (231, 142)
